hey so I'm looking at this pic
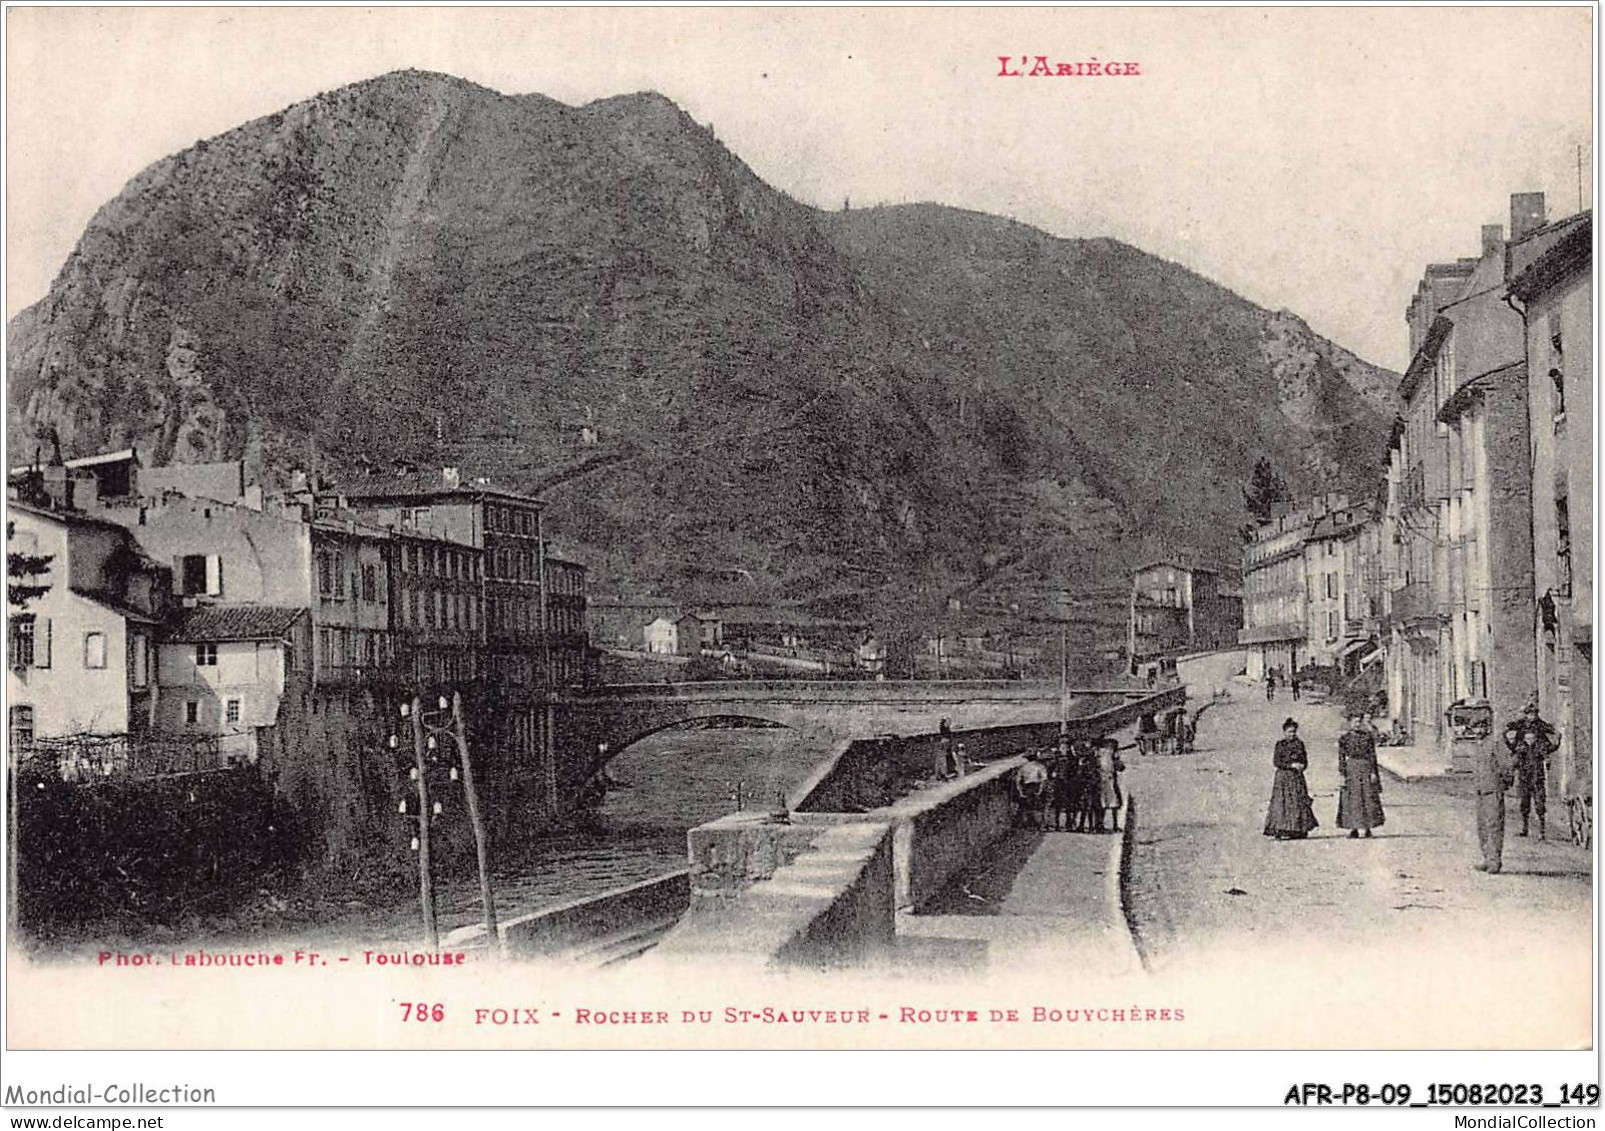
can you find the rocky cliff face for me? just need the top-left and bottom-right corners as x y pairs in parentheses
(8, 69), (1397, 624)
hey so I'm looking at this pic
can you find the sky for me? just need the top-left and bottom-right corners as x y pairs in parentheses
(4, 5), (1594, 372)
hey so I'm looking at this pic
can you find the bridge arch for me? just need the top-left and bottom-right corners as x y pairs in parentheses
(594, 714), (794, 767)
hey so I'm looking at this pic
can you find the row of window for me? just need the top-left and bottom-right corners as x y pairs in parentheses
(486, 504), (539, 536)
(548, 606), (584, 636)
(547, 563), (585, 597)
(489, 545), (543, 583)
(316, 551), (385, 604)
(7, 693), (247, 747)
(487, 594), (540, 633)
(397, 586), (481, 633)
(8, 622), (152, 688)
(319, 627), (391, 669)
(181, 698), (243, 725)
(399, 542), (480, 581)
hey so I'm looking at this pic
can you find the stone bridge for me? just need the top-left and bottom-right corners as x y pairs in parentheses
(551, 680), (1140, 797)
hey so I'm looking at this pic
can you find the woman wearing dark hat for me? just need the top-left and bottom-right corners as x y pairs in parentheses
(1338, 710), (1385, 837)
(1264, 717), (1318, 840)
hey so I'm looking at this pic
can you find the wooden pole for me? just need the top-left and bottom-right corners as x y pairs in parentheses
(1060, 619), (1070, 743)
(409, 696), (439, 950)
(452, 691), (499, 948)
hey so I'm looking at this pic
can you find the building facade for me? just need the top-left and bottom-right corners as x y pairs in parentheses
(1383, 198), (1541, 770)
(6, 503), (166, 743)
(1239, 511), (1313, 681)
(1301, 505), (1374, 671)
(156, 605), (310, 764)
(1508, 206), (1592, 845)
(1128, 561), (1243, 671)
(319, 470), (587, 691)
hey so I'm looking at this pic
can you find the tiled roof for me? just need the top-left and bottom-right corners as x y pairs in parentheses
(1507, 213), (1591, 301)
(718, 605), (868, 630)
(167, 605), (307, 643)
(320, 473), (541, 506)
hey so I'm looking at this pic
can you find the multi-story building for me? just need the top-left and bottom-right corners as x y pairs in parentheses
(319, 468), (588, 820)
(1383, 197), (1541, 770)
(319, 469), (585, 690)
(6, 501), (167, 744)
(388, 529), (484, 689)
(1301, 504), (1370, 670)
(1127, 561), (1243, 672)
(98, 492), (422, 693)
(544, 552), (589, 687)
(309, 515), (398, 687)
(1239, 509), (1313, 681)
(1385, 255), (1474, 757)
(1508, 205), (1592, 844)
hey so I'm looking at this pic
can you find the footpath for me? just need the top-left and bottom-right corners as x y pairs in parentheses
(895, 739), (1143, 980)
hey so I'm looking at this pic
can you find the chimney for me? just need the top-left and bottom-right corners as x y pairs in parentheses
(442, 466), (461, 489)
(1481, 224), (1504, 258)
(1510, 192), (1547, 241)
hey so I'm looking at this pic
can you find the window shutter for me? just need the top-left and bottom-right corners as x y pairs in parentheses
(172, 557), (186, 594)
(206, 555), (223, 596)
(36, 617), (51, 669)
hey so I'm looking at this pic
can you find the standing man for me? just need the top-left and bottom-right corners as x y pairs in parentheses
(1265, 670), (1276, 702)
(1474, 725), (1517, 873)
(1503, 701), (1560, 840)
(1290, 671), (1301, 702)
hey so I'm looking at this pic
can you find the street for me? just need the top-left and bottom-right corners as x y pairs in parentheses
(1121, 684), (1593, 1046)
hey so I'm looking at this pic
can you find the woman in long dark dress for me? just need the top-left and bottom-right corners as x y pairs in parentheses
(1264, 717), (1318, 840)
(1337, 711), (1385, 838)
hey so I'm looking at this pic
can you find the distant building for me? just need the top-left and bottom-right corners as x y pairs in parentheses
(1508, 204), (1592, 843)
(854, 633), (886, 676)
(720, 607), (868, 656)
(643, 616), (678, 655)
(1239, 496), (1349, 681)
(7, 502), (167, 744)
(311, 515), (400, 686)
(141, 458), (264, 510)
(1128, 560), (1242, 671)
(675, 611), (723, 657)
(1301, 507), (1373, 671)
(589, 596), (680, 650)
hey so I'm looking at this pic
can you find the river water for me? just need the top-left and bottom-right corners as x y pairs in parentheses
(425, 724), (813, 936)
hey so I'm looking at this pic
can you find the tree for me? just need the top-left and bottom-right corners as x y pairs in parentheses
(1243, 457), (1290, 525)
(7, 521), (52, 619)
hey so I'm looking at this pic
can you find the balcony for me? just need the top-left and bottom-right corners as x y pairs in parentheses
(1239, 622), (1305, 645)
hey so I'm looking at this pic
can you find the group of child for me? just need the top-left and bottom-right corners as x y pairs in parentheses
(1015, 739), (1126, 834)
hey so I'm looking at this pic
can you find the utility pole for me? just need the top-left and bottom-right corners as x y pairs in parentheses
(1059, 591), (1071, 751)
(450, 691), (498, 946)
(404, 697), (439, 950)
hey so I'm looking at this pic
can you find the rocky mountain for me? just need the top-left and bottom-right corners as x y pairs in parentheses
(7, 69), (1397, 632)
